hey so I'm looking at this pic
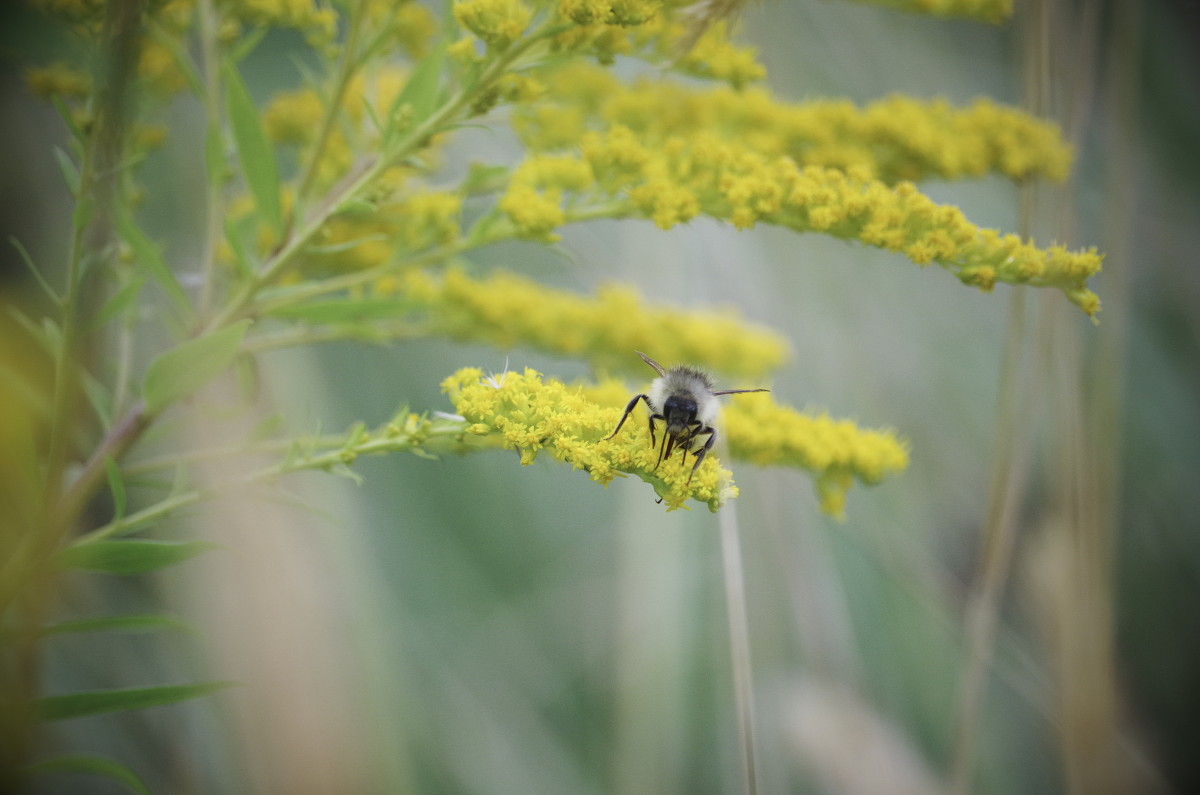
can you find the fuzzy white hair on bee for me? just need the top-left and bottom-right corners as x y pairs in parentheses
(603, 351), (769, 488)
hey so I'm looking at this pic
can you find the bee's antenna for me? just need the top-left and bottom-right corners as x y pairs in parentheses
(636, 351), (668, 377)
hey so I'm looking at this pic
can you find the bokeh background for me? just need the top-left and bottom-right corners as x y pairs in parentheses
(3, 0), (1199, 792)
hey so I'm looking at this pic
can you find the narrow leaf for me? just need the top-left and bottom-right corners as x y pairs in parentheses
(80, 371), (113, 427)
(57, 539), (219, 575)
(52, 146), (80, 193)
(223, 216), (256, 279)
(104, 458), (126, 521)
(38, 682), (234, 721)
(45, 613), (192, 636)
(225, 65), (282, 234)
(96, 275), (144, 328)
(51, 95), (83, 142)
(389, 41), (446, 130)
(304, 233), (389, 255)
(142, 319), (252, 413)
(10, 236), (62, 306)
(116, 212), (193, 320)
(24, 754), (150, 795)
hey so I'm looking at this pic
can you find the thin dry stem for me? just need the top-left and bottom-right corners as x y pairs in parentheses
(718, 501), (759, 795)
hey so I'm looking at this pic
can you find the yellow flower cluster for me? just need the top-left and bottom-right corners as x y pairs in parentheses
(517, 65), (1071, 184)
(673, 21), (766, 89)
(441, 366), (910, 514)
(851, 0), (1012, 24)
(24, 63), (92, 99)
(453, 0), (535, 48)
(721, 393), (909, 517)
(556, 0), (663, 26)
(497, 120), (1100, 313)
(396, 267), (787, 379)
(262, 65), (433, 191)
(497, 155), (599, 239)
(227, 0), (339, 48)
(441, 366), (735, 510)
(303, 190), (462, 272)
(363, 0), (438, 59)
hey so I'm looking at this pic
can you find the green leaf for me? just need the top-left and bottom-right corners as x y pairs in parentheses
(389, 41), (446, 131)
(462, 163), (510, 194)
(304, 233), (390, 255)
(96, 275), (145, 328)
(225, 65), (282, 234)
(51, 95), (83, 142)
(223, 216), (256, 279)
(38, 682), (234, 721)
(24, 754), (150, 795)
(142, 319), (252, 413)
(10, 236), (62, 306)
(265, 297), (419, 324)
(104, 458), (126, 521)
(116, 212), (193, 320)
(80, 371), (113, 427)
(45, 613), (193, 636)
(53, 146), (80, 193)
(57, 539), (220, 575)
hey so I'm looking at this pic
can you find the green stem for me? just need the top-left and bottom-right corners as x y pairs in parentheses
(72, 418), (475, 545)
(293, 0), (369, 205)
(242, 321), (430, 353)
(196, 0), (224, 315)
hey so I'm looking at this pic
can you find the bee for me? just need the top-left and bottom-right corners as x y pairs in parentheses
(604, 351), (769, 485)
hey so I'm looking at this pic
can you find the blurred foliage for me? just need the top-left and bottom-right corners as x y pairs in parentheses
(1, 0), (1197, 793)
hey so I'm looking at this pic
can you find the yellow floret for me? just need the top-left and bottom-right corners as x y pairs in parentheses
(454, 0), (534, 47)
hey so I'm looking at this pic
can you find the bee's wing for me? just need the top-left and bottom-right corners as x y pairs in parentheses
(636, 351), (668, 377)
(711, 388), (770, 395)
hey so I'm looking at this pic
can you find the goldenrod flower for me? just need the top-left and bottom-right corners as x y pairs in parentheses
(441, 366), (910, 515)
(571, 378), (908, 517)
(454, 0), (535, 48)
(518, 66), (1072, 184)
(138, 40), (189, 95)
(220, 0), (338, 48)
(498, 184), (568, 239)
(398, 267), (787, 379)
(24, 63), (92, 99)
(263, 88), (326, 145)
(721, 392), (909, 518)
(673, 21), (766, 88)
(556, 0), (662, 27)
(441, 366), (735, 510)
(362, 0), (437, 58)
(500, 125), (1100, 313)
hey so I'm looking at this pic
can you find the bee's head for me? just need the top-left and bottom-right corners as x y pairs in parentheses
(661, 393), (698, 436)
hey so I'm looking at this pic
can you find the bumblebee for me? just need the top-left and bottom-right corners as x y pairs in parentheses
(604, 352), (769, 485)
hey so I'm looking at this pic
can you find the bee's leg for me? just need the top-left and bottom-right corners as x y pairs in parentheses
(678, 421), (704, 464)
(647, 413), (664, 450)
(656, 431), (676, 471)
(604, 394), (650, 440)
(687, 426), (717, 485)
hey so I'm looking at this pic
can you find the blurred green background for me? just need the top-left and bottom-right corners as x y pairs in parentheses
(3, 1), (1199, 793)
